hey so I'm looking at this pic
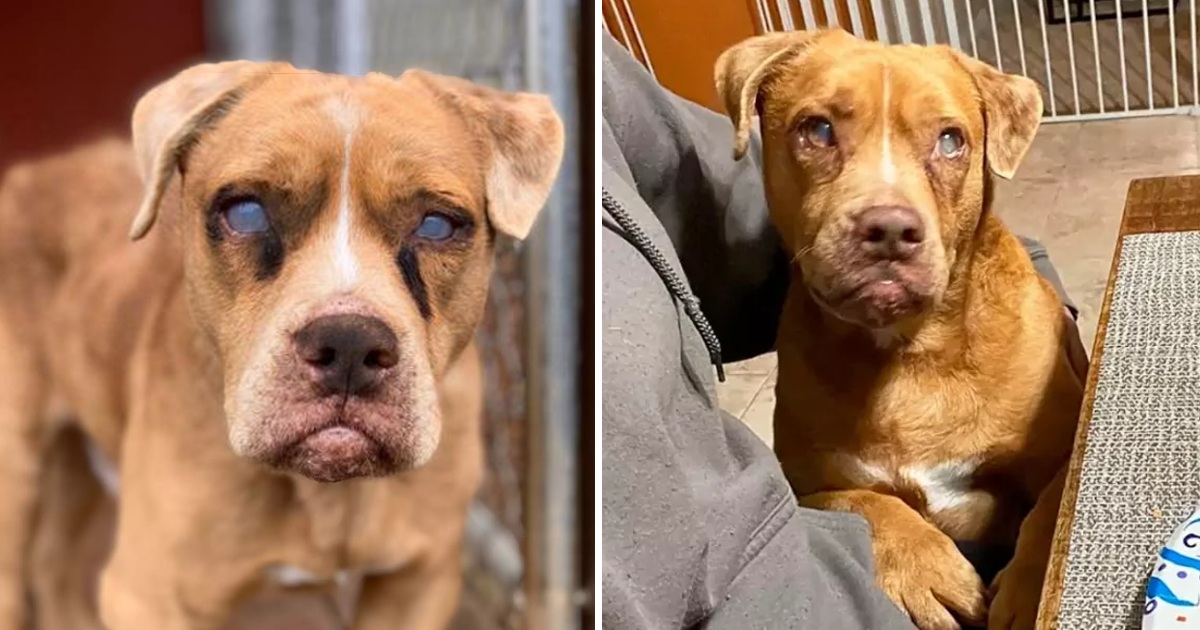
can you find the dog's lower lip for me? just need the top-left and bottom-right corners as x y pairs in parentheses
(813, 279), (871, 306)
(299, 426), (375, 458)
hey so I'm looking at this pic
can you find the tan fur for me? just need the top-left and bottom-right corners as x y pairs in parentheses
(0, 61), (563, 629)
(716, 31), (1084, 630)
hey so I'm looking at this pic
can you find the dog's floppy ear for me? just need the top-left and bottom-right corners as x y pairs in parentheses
(405, 70), (565, 240)
(129, 61), (287, 240)
(951, 51), (1043, 180)
(714, 30), (833, 160)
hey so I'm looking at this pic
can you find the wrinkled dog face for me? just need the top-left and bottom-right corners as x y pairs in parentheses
(130, 64), (563, 481)
(716, 30), (1041, 330)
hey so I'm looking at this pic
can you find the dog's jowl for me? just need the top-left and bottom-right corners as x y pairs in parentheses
(0, 62), (563, 629)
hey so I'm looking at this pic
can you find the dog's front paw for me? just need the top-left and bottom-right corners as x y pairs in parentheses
(875, 527), (988, 630)
(987, 560), (1045, 630)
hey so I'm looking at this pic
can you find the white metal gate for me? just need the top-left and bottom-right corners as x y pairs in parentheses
(758, 0), (1200, 122)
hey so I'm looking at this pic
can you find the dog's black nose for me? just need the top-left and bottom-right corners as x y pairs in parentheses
(856, 206), (925, 260)
(294, 314), (399, 395)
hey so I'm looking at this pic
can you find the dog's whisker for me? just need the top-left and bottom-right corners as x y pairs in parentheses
(790, 246), (813, 265)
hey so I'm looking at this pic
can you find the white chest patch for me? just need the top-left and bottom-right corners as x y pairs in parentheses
(85, 438), (120, 496)
(904, 460), (980, 513)
(841, 455), (980, 514)
(266, 565), (355, 588)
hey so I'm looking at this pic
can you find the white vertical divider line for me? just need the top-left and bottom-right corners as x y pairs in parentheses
(966, 0), (980, 57)
(1168, 0), (1179, 107)
(917, 0), (936, 43)
(869, 0), (891, 43)
(1142, 0), (1153, 109)
(1035, 0), (1058, 116)
(943, 0), (963, 50)
(895, 1), (914, 43)
(986, 0), (1003, 71)
(1062, 0), (1081, 114)
(847, 0), (866, 36)
(800, 0), (819, 32)
(822, 0), (841, 27)
(619, 0), (658, 78)
(1116, 0), (1130, 110)
(776, 0), (797, 30)
(1011, 0), (1027, 76)
(1088, 0), (1104, 112)
(1192, 0), (1198, 105)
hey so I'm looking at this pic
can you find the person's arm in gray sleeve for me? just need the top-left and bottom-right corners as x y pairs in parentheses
(1019, 235), (1078, 319)
(602, 171), (915, 630)
(602, 31), (787, 362)
(603, 30), (916, 630)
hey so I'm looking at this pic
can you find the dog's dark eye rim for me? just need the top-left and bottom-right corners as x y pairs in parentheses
(797, 116), (837, 148)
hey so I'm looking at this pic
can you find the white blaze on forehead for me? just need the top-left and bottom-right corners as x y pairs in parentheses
(327, 97), (361, 288)
(880, 62), (897, 185)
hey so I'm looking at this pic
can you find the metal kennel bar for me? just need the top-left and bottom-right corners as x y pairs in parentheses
(605, 0), (1200, 122)
(774, 0), (1200, 121)
(522, 0), (584, 625)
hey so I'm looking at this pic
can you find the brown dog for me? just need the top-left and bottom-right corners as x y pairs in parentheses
(0, 61), (563, 629)
(716, 30), (1085, 629)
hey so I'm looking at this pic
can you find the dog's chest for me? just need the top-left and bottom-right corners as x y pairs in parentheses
(261, 533), (412, 590)
(265, 564), (357, 588)
(265, 483), (420, 587)
(838, 454), (983, 514)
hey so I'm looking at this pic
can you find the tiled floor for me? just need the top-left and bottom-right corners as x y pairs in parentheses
(719, 114), (1200, 446)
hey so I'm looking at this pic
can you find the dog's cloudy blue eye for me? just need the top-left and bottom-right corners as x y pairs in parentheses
(223, 199), (270, 234)
(937, 129), (966, 158)
(415, 213), (455, 241)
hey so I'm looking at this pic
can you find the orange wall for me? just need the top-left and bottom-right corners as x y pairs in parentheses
(603, 0), (878, 113)
(604, 0), (761, 112)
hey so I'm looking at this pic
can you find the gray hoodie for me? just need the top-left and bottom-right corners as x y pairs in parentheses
(600, 31), (914, 630)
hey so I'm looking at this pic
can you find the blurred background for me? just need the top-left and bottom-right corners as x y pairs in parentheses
(0, 1), (591, 628)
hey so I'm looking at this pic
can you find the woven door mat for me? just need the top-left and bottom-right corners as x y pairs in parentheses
(1057, 231), (1200, 629)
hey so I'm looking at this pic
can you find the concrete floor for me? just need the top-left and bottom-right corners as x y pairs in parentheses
(717, 113), (1200, 446)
